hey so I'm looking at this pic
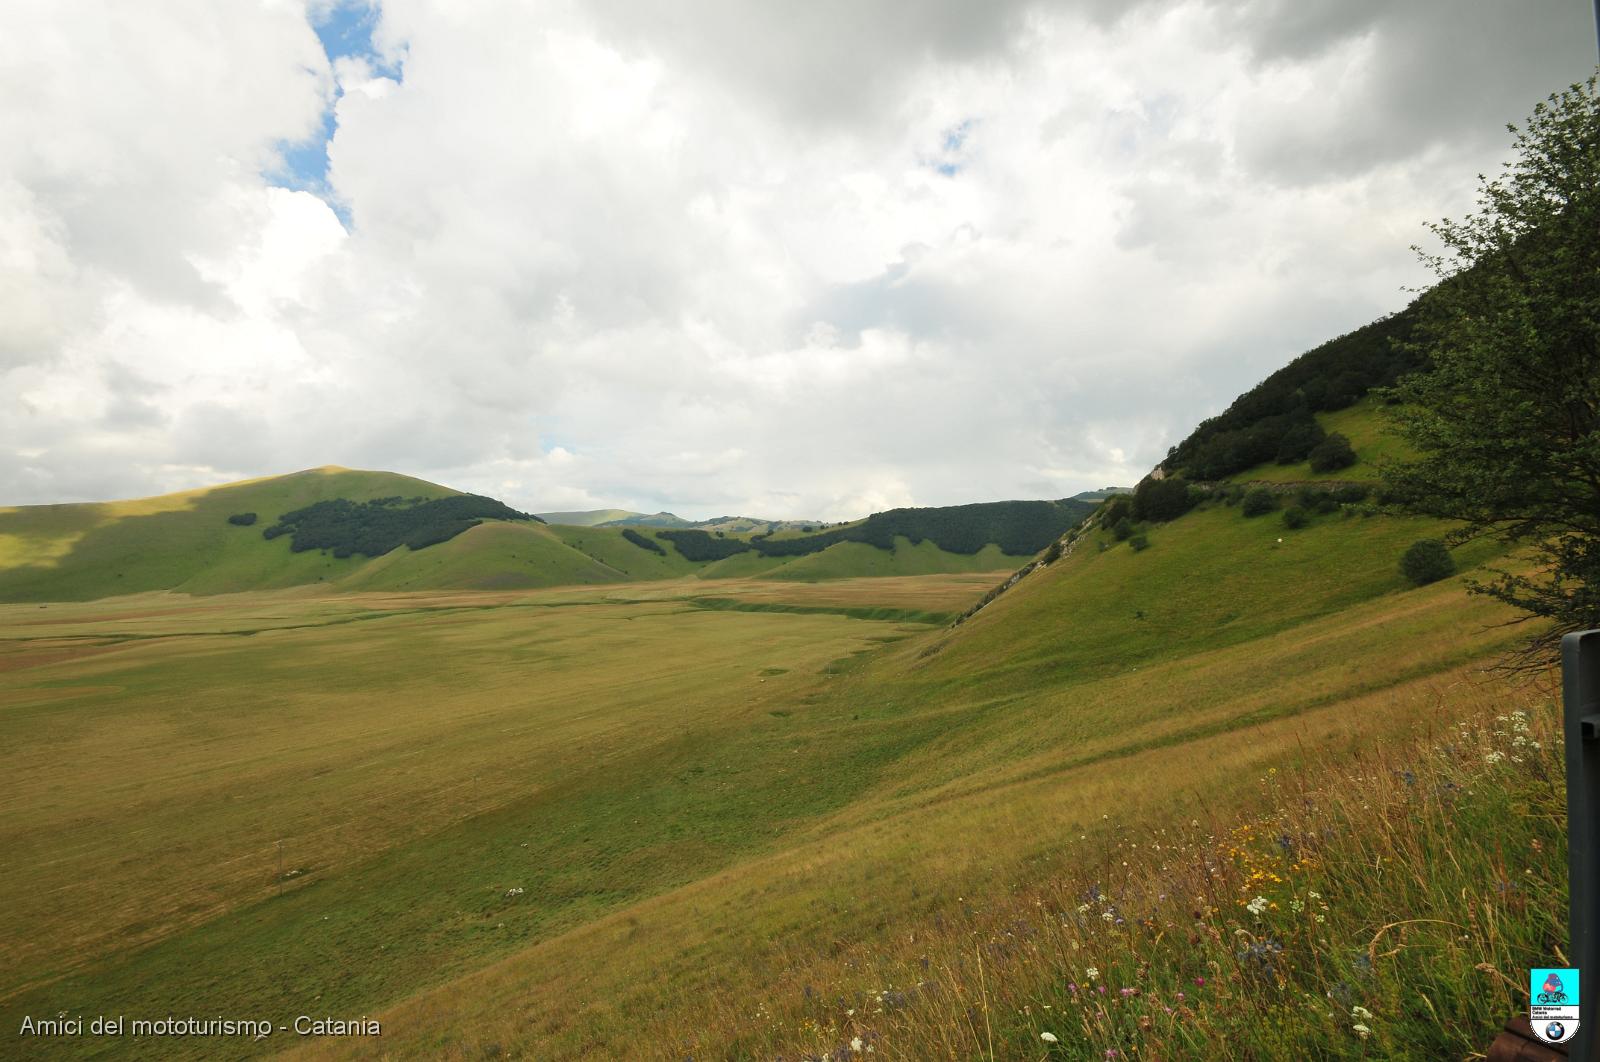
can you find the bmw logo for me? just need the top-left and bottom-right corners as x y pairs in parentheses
(1545, 1021), (1566, 1041)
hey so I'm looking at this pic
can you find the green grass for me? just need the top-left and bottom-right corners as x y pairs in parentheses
(0, 492), (1533, 1060)
(1227, 399), (1418, 484)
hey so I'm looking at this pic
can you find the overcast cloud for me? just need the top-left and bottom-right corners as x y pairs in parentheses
(1, 0), (1593, 518)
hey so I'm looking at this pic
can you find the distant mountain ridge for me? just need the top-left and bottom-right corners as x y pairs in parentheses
(536, 509), (827, 533)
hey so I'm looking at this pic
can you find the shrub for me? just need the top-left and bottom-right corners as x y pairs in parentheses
(227, 512), (258, 526)
(1128, 532), (1151, 551)
(1307, 432), (1357, 473)
(1332, 484), (1370, 504)
(1282, 507), (1309, 529)
(1111, 517), (1134, 541)
(1400, 539), (1456, 586)
(1241, 488), (1278, 517)
(1295, 488), (1339, 515)
(1099, 495), (1134, 529)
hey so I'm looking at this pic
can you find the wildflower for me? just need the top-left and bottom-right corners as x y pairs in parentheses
(1485, 751), (1505, 764)
(1352, 1006), (1374, 1021)
(1245, 896), (1269, 917)
(1176, 992), (1185, 1002)
(1194, 977), (1206, 987)
(1120, 988), (1136, 998)
(1352, 1024), (1372, 1039)
(1086, 966), (1100, 981)
(1102, 910), (1116, 923)
(1040, 1032), (1059, 1044)
(851, 1037), (863, 1052)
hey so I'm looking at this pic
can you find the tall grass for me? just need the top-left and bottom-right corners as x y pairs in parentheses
(669, 676), (1566, 1060)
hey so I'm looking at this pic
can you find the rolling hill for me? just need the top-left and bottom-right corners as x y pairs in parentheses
(0, 471), (1093, 601)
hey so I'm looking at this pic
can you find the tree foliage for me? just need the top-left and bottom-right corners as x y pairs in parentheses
(653, 529), (753, 562)
(1131, 477), (1197, 522)
(262, 495), (539, 558)
(227, 512), (257, 526)
(1384, 75), (1600, 662)
(621, 528), (665, 554)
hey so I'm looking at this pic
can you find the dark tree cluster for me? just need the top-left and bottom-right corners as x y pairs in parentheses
(1165, 307), (1421, 480)
(656, 499), (1095, 563)
(226, 512), (258, 526)
(262, 495), (540, 558)
(1131, 477), (1198, 522)
(653, 529), (757, 561)
(621, 528), (666, 554)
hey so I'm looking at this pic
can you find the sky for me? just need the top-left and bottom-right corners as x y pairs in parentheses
(2, 0), (1595, 520)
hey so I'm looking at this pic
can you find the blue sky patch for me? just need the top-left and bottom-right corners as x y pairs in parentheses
(929, 119), (975, 177)
(270, 0), (402, 225)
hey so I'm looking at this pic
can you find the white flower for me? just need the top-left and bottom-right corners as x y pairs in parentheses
(1077, 904), (1091, 914)
(1351, 1006), (1374, 1021)
(851, 1037), (863, 1052)
(1041, 1032), (1059, 1043)
(1086, 966), (1100, 981)
(1485, 751), (1505, 764)
(1352, 1023), (1372, 1039)
(1246, 896), (1269, 916)
(1102, 910), (1115, 922)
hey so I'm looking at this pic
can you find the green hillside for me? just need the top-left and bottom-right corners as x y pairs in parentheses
(0, 467), (458, 600)
(1225, 397), (1418, 483)
(0, 471), (1056, 602)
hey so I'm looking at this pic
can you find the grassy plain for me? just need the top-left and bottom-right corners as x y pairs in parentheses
(0, 490), (1532, 1060)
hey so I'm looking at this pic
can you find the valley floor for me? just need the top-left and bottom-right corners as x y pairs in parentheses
(0, 506), (1551, 1059)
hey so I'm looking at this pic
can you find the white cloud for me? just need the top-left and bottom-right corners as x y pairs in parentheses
(1, 0), (1594, 517)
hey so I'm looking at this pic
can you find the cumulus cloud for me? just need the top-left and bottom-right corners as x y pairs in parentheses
(0, 0), (1594, 517)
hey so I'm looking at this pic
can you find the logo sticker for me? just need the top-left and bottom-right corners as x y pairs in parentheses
(1531, 968), (1580, 1044)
